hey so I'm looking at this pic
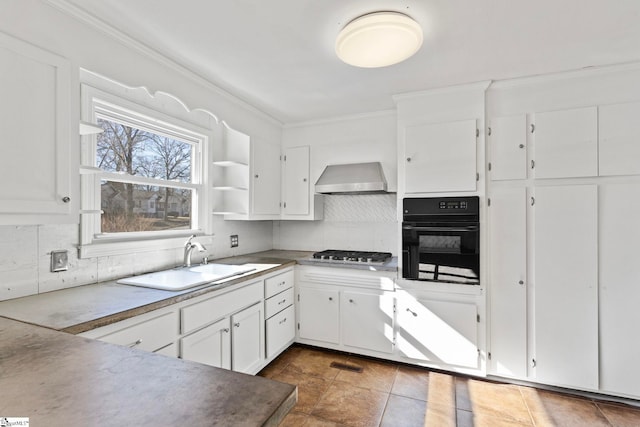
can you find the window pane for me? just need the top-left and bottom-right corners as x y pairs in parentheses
(101, 181), (192, 233)
(96, 118), (192, 183)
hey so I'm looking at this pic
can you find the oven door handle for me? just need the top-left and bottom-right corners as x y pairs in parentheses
(402, 225), (479, 233)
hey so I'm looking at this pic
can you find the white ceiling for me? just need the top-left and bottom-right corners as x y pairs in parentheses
(64, 0), (640, 124)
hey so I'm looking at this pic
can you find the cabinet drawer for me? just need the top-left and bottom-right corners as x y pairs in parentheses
(265, 287), (294, 318)
(97, 311), (178, 353)
(181, 281), (262, 334)
(265, 269), (294, 298)
(266, 305), (295, 358)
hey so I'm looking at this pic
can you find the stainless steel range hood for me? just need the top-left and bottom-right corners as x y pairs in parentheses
(315, 162), (389, 194)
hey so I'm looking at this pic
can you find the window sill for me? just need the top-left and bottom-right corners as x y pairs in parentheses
(79, 233), (214, 259)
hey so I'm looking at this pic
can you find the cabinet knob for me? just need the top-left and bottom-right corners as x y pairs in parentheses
(255, 174), (259, 178)
(62, 196), (71, 203)
(303, 178), (307, 182)
(349, 299), (354, 303)
(406, 157), (411, 162)
(519, 280), (524, 285)
(328, 297), (333, 301)
(406, 308), (418, 317)
(519, 144), (525, 149)
(222, 328), (230, 333)
(234, 322), (240, 328)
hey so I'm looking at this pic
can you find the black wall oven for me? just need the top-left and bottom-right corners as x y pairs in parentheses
(402, 196), (480, 285)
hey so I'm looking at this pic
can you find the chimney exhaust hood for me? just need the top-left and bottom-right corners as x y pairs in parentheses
(315, 162), (389, 194)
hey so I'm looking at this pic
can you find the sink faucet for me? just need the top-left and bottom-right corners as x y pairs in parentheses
(183, 235), (207, 267)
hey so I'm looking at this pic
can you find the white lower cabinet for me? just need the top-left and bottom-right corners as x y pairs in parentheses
(341, 290), (394, 354)
(230, 303), (264, 373)
(181, 317), (231, 370)
(266, 305), (295, 358)
(298, 287), (340, 344)
(396, 293), (479, 370)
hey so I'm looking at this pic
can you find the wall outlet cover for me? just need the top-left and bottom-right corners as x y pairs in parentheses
(230, 235), (239, 248)
(51, 250), (69, 272)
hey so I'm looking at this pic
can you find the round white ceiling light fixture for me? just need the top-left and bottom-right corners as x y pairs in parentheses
(335, 11), (423, 68)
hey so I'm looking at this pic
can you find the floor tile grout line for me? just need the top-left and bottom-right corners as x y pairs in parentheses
(518, 386), (538, 427)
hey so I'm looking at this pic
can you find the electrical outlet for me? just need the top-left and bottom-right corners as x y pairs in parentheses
(50, 250), (69, 272)
(230, 235), (239, 248)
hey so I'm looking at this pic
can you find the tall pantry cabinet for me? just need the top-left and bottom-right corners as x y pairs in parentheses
(487, 64), (640, 399)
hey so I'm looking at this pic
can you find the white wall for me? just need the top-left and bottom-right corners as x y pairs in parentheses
(276, 111), (398, 254)
(0, 1), (276, 300)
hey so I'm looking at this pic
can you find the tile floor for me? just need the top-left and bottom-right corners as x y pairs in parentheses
(258, 345), (640, 427)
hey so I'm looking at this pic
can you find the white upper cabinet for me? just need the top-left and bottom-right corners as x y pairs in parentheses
(251, 140), (281, 216)
(281, 146), (323, 220)
(404, 119), (477, 193)
(0, 33), (74, 224)
(533, 184), (598, 390)
(489, 114), (527, 181)
(599, 101), (640, 177)
(212, 126), (280, 219)
(488, 187), (527, 379)
(532, 107), (598, 179)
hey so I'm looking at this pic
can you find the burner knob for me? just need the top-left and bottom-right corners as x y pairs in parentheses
(367, 257), (374, 263)
(343, 256), (349, 261)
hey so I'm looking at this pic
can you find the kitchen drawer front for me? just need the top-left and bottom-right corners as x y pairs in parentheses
(265, 287), (294, 319)
(266, 305), (295, 358)
(155, 342), (179, 357)
(265, 269), (294, 298)
(181, 281), (262, 334)
(97, 311), (178, 353)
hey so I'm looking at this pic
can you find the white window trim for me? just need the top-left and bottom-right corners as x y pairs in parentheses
(79, 79), (216, 259)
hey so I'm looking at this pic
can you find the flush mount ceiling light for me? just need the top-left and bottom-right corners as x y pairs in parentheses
(335, 11), (423, 68)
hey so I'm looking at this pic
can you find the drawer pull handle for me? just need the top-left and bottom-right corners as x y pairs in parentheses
(279, 317), (287, 325)
(128, 339), (143, 348)
(279, 281), (286, 286)
(234, 322), (240, 328)
(406, 308), (418, 317)
(278, 299), (286, 305)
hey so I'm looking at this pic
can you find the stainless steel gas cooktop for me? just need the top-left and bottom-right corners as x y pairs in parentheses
(312, 250), (392, 265)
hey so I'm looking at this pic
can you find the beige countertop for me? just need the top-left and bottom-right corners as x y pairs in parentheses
(0, 250), (311, 334)
(0, 316), (296, 426)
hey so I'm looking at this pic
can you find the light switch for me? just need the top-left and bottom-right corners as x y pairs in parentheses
(51, 250), (69, 272)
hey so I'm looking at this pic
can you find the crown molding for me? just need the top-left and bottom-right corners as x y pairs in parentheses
(44, 0), (283, 127)
(283, 109), (396, 129)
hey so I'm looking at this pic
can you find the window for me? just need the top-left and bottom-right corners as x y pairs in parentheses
(79, 83), (211, 257)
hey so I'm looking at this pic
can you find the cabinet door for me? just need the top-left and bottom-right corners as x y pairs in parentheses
(180, 317), (231, 370)
(533, 107), (597, 179)
(488, 187), (527, 378)
(282, 146), (309, 215)
(266, 305), (295, 359)
(489, 115), (527, 180)
(231, 303), (264, 374)
(404, 119), (477, 193)
(533, 184), (598, 390)
(397, 297), (478, 369)
(599, 183), (640, 397)
(599, 101), (640, 177)
(0, 33), (73, 222)
(341, 290), (394, 354)
(298, 287), (339, 344)
(252, 140), (281, 215)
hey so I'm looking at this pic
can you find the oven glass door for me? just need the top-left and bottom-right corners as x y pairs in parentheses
(402, 223), (480, 285)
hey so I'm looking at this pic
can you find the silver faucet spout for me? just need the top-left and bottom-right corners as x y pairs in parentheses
(183, 235), (207, 267)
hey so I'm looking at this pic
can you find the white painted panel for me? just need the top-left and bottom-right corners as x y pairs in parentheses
(600, 182), (640, 397)
(298, 287), (339, 344)
(599, 102), (640, 177)
(0, 225), (38, 300)
(533, 107), (598, 179)
(404, 119), (477, 193)
(397, 296), (478, 369)
(341, 290), (394, 354)
(534, 185), (598, 390)
(489, 115), (527, 180)
(488, 187), (527, 378)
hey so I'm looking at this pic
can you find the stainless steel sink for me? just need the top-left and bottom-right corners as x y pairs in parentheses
(117, 264), (256, 291)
